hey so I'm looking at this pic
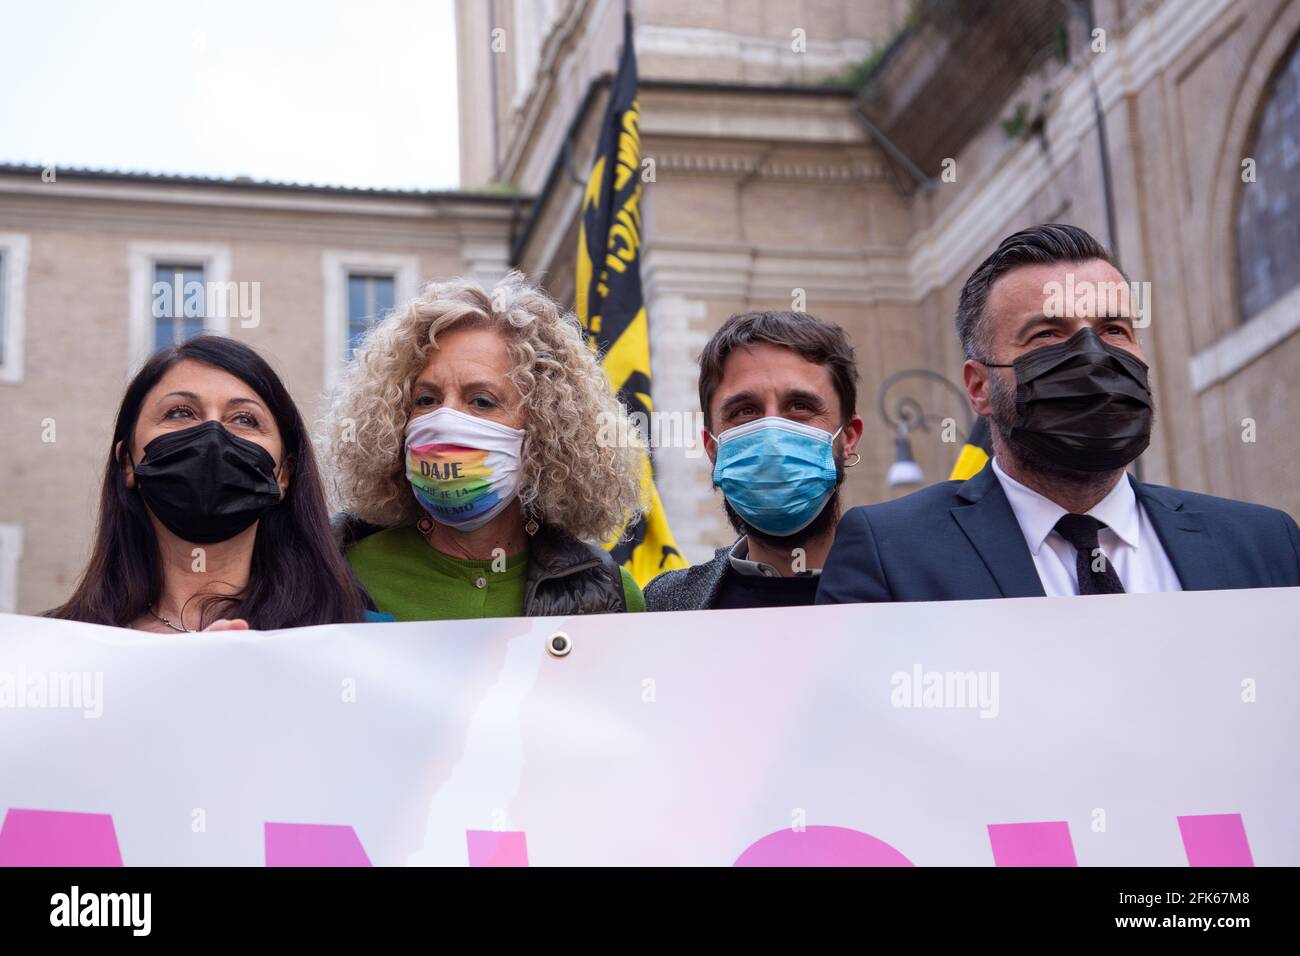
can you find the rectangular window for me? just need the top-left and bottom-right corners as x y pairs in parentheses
(0, 232), (29, 384)
(0, 250), (7, 367)
(152, 262), (206, 352)
(346, 273), (395, 357)
(128, 242), (230, 372)
(321, 252), (417, 390)
(0, 523), (21, 614)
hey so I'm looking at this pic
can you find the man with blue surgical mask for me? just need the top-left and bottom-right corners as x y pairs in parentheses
(644, 311), (864, 611)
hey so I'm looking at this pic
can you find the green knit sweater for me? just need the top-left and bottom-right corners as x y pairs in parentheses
(347, 525), (644, 621)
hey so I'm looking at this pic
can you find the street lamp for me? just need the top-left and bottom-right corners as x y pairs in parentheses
(877, 369), (974, 489)
(886, 425), (925, 488)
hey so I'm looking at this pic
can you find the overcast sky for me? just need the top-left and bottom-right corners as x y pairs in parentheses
(0, 0), (461, 190)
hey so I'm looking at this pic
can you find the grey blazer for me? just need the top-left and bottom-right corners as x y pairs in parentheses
(643, 544), (735, 611)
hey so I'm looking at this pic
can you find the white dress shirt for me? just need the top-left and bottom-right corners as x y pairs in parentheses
(990, 458), (1183, 596)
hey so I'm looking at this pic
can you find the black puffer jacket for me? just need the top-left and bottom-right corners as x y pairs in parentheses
(330, 514), (627, 617)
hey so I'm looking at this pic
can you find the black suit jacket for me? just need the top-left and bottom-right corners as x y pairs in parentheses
(816, 463), (1300, 603)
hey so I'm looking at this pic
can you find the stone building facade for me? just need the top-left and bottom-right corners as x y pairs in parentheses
(0, 171), (518, 613)
(460, 0), (1300, 563)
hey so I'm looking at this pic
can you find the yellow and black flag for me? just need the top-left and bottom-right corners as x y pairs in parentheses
(949, 416), (994, 481)
(575, 11), (687, 587)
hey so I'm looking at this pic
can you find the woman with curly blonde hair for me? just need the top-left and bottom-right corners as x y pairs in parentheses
(324, 271), (647, 619)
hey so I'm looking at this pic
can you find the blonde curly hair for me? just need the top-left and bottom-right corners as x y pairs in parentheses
(323, 271), (646, 543)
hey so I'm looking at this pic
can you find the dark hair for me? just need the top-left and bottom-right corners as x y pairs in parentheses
(47, 335), (370, 629)
(956, 223), (1120, 360)
(698, 311), (859, 431)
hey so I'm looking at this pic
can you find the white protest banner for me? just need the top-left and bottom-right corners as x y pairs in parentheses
(1, 587), (1296, 866)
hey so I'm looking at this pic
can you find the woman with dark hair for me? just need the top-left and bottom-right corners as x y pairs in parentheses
(47, 335), (380, 631)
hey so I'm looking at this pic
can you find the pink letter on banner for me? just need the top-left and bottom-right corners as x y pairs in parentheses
(264, 823), (372, 867)
(467, 830), (530, 867)
(1178, 814), (1253, 867)
(0, 809), (124, 866)
(988, 822), (1077, 867)
(735, 826), (914, 867)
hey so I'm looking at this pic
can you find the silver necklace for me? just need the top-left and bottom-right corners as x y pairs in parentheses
(149, 606), (194, 633)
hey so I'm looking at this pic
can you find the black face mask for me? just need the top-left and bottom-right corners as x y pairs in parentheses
(132, 420), (284, 544)
(984, 328), (1153, 473)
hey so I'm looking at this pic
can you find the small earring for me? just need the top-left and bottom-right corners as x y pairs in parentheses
(524, 517), (540, 536)
(417, 517), (434, 535)
(845, 452), (861, 468)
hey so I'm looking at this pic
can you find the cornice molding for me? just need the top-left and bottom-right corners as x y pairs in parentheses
(652, 152), (890, 182)
(0, 202), (485, 249)
(0, 175), (522, 223)
(634, 24), (874, 73)
(642, 241), (913, 305)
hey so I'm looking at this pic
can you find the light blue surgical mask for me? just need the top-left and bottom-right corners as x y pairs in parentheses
(709, 417), (842, 537)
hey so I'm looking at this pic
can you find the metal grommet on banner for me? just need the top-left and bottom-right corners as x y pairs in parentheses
(547, 631), (572, 658)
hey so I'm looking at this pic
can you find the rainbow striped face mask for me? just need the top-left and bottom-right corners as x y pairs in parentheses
(404, 407), (527, 533)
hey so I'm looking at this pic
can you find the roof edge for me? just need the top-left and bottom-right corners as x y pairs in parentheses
(0, 163), (527, 203)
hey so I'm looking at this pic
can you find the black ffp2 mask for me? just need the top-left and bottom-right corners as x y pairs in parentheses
(985, 328), (1153, 473)
(132, 420), (284, 544)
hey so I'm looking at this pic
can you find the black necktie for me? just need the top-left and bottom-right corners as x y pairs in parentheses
(1053, 514), (1126, 595)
